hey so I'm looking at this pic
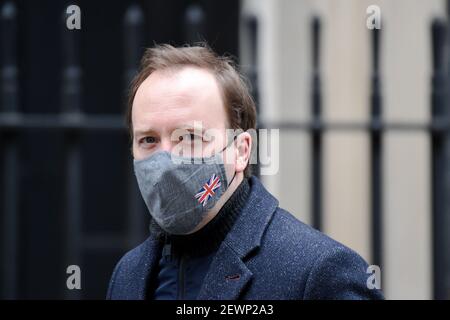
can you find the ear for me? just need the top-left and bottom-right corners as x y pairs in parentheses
(235, 132), (252, 174)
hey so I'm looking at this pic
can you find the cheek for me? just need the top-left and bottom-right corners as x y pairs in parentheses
(132, 141), (141, 160)
(221, 146), (236, 167)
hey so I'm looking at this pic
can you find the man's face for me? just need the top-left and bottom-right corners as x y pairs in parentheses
(132, 66), (230, 161)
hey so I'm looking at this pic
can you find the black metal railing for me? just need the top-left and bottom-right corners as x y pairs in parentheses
(431, 19), (450, 300)
(1, 1), (19, 300)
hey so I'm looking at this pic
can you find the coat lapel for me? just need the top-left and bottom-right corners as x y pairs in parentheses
(132, 238), (162, 300)
(197, 176), (279, 300)
(196, 244), (253, 300)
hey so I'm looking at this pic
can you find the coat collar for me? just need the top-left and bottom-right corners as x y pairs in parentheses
(133, 176), (279, 300)
(221, 176), (279, 259)
(132, 239), (162, 300)
(197, 176), (279, 299)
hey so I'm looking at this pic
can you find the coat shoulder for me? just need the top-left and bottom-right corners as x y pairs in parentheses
(264, 207), (353, 258)
(249, 207), (384, 299)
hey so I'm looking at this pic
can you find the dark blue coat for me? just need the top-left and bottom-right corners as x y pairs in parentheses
(107, 176), (384, 300)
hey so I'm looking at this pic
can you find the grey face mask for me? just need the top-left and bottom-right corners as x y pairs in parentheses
(133, 140), (236, 235)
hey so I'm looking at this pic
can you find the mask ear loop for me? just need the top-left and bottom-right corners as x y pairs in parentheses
(220, 134), (238, 187)
(219, 134), (238, 153)
(228, 169), (237, 186)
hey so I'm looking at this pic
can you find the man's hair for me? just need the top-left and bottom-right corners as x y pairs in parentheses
(126, 43), (257, 177)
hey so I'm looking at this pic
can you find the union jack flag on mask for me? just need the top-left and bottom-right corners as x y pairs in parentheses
(195, 174), (221, 207)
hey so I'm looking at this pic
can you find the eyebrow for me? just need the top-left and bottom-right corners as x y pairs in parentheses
(133, 124), (208, 138)
(133, 127), (157, 138)
(177, 123), (207, 133)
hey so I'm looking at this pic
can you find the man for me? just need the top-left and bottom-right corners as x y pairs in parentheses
(107, 44), (384, 300)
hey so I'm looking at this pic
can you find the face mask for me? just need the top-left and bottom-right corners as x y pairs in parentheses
(133, 139), (236, 235)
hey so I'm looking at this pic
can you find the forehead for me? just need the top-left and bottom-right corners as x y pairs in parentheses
(132, 66), (227, 133)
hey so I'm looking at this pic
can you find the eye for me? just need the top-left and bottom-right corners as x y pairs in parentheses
(145, 136), (156, 144)
(180, 133), (202, 142)
(139, 136), (158, 147)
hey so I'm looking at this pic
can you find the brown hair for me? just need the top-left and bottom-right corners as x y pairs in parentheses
(126, 43), (257, 177)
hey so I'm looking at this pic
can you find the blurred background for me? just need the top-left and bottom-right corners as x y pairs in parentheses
(0, 0), (449, 299)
